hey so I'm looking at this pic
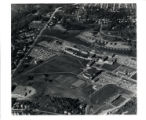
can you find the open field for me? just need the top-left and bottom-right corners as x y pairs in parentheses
(36, 36), (55, 43)
(30, 55), (84, 74)
(41, 27), (91, 47)
(82, 85), (95, 97)
(90, 84), (131, 105)
(13, 72), (92, 104)
(13, 54), (91, 103)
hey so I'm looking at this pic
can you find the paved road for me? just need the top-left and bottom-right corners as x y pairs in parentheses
(12, 7), (62, 78)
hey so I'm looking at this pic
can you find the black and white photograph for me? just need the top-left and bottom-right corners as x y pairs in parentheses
(11, 3), (137, 115)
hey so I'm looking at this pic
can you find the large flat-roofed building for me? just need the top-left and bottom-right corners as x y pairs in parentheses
(83, 68), (102, 80)
(114, 65), (136, 78)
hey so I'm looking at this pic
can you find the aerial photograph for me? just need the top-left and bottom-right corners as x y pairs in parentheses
(11, 3), (137, 115)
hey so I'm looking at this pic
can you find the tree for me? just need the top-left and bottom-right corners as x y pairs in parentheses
(28, 75), (34, 80)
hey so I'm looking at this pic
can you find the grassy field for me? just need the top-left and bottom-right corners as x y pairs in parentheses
(30, 55), (83, 74)
(36, 36), (55, 43)
(13, 71), (87, 100)
(48, 74), (79, 86)
(13, 54), (89, 102)
(41, 27), (91, 47)
(90, 84), (130, 105)
(82, 85), (95, 97)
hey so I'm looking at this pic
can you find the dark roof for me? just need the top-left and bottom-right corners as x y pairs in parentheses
(87, 68), (101, 75)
